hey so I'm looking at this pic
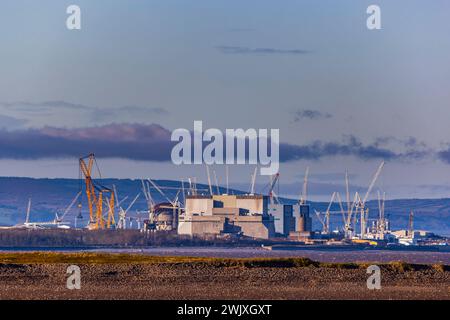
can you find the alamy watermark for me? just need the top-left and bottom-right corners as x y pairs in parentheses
(66, 265), (81, 290)
(367, 5), (381, 30)
(66, 5), (81, 30)
(171, 121), (279, 175)
(366, 265), (381, 290)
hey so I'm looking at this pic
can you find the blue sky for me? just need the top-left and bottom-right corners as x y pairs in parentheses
(1, 0), (450, 199)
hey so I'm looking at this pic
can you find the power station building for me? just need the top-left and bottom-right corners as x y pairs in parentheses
(178, 194), (275, 239)
(178, 194), (312, 239)
(269, 203), (312, 237)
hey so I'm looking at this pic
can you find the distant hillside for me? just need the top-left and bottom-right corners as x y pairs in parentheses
(0, 177), (449, 236)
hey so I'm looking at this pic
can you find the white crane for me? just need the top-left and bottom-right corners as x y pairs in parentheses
(299, 167), (309, 205)
(56, 191), (82, 223)
(25, 198), (31, 225)
(213, 169), (220, 195)
(205, 165), (213, 195)
(225, 165), (229, 195)
(117, 193), (140, 229)
(314, 192), (336, 234)
(377, 190), (387, 235)
(342, 171), (360, 238)
(268, 173), (280, 205)
(250, 166), (258, 195)
(357, 161), (385, 238)
(335, 192), (346, 231)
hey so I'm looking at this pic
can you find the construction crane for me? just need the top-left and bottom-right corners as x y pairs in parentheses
(314, 191), (335, 234)
(205, 165), (213, 195)
(268, 173), (280, 205)
(17, 195), (80, 229)
(140, 179), (156, 228)
(335, 192), (346, 231)
(299, 167), (309, 205)
(250, 166), (258, 195)
(148, 179), (182, 230)
(344, 192), (359, 238)
(356, 161), (385, 238)
(377, 190), (387, 235)
(79, 153), (115, 230)
(225, 165), (229, 194)
(408, 210), (414, 237)
(117, 193), (140, 229)
(213, 169), (220, 195)
(55, 192), (82, 223)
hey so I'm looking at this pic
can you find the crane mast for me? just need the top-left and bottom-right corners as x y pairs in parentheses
(79, 153), (115, 230)
(358, 161), (385, 238)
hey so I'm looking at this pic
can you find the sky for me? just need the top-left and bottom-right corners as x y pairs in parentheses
(1, 0), (450, 200)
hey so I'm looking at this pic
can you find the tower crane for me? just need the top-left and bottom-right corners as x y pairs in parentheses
(377, 190), (387, 235)
(299, 167), (309, 205)
(314, 191), (335, 234)
(408, 210), (414, 237)
(250, 166), (258, 195)
(341, 170), (360, 238)
(117, 193), (140, 229)
(356, 161), (385, 238)
(79, 153), (115, 230)
(56, 191), (82, 223)
(268, 173), (280, 205)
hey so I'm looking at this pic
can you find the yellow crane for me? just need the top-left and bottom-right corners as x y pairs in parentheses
(79, 153), (115, 230)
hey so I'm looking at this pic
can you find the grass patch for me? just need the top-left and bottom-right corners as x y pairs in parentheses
(431, 264), (448, 272)
(0, 252), (447, 272)
(386, 261), (415, 272)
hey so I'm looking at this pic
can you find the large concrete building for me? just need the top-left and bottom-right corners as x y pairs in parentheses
(178, 194), (275, 239)
(269, 203), (312, 237)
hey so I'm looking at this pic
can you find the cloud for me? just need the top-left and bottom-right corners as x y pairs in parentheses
(279, 135), (430, 162)
(217, 46), (310, 55)
(0, 101), (169, 127)
(0, 123), (174, 161)
(437, 148), (450, 164)
(0, 115), (27, 130)
(0, 123), (433, 165)
(293, 109), (332, 121)
(1, 101), (92, 112)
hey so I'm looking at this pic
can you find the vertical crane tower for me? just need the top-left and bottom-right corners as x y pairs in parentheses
(79, 153), (116, 230)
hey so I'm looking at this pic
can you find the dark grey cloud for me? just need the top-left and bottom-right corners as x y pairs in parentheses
(437, 148), (450, 164)
(373, 136), (427, 149)
(279, 135), (430, 162)
(217, 46), (310, 55)
(293, 109), (332, 121)
(0, 123), (174, 161)
(0, 123), (433, 165)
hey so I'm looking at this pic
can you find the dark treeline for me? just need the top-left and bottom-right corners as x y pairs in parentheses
(0, 229), (270, 248)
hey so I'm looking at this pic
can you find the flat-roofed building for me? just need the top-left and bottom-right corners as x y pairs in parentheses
(178, 194), (275, 239)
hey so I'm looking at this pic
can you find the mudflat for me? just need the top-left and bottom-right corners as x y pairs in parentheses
(0, 253), (448, 300)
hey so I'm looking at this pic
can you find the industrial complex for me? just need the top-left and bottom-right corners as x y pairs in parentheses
(4, 153), (447, 247)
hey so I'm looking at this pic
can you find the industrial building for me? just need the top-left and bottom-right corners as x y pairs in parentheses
(268, 203), (312, 237)
(178, 194), (276, 239)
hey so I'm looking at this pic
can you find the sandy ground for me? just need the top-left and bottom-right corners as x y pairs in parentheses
(0, 263), (448, 300)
